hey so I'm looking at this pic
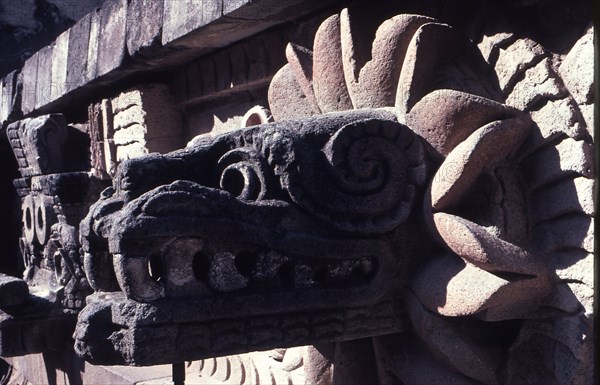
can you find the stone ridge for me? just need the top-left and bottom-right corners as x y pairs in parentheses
(0, 0), (340, 126)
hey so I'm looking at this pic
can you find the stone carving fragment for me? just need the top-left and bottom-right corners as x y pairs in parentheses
(89, 84), (185, 178)
(2, 114), (107, 357)
(7, 114), (69, 177)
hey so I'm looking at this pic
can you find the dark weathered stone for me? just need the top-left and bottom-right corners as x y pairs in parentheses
(74, 292), (404, 366)
(0, 295), (77, 357)
(0, 274), (28, 307)
(7, 114), (69, 177)
(76, 110), (427, 364)
(6, 113), (106, 322)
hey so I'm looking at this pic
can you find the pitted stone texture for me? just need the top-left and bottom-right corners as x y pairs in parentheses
(341, 12), (433, 110)
(407, 90), (515, 157)
(404, 292), (502, 384)
(478, 31), (515, 65)
(269, 64), (320, 121)
(495, 38), (546, 92)
(559, 27), (594, 105)
(505, 58), (565, 111)
(69, 7), (595, 385)
(312, 14), (353, 114)
(269, 9), (502, 123)
(521, 137), (594, 190)
(74, 293), (403, 366)
(528, 98), (588, 148)
(0, 274), (29, 307)
(76, 111), (419, 365)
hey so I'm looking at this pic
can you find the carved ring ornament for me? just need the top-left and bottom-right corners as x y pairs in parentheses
(72, 8), (593, 385)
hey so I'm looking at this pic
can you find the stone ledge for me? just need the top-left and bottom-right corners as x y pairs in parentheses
(74, 292), (405, 366)
(0, 0), (342, 126)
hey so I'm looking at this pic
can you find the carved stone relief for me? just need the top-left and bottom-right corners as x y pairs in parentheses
(70, 5), (594, 385)
(1, 114), (106, 358)
(0, 1), (593, 384)
(266, 8), (594, 385)
(75, 109), (423, 365)
(89, 84), (185, 179)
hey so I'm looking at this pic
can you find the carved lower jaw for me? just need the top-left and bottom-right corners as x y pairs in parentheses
(74, 290), (405, 366)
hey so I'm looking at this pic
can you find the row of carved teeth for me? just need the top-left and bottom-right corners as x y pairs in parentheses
(149, 250), (376, 294)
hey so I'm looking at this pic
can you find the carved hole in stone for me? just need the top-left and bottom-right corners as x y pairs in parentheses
(278, 262), (293, 286)
(313, 266), (328, 284)
(234, 251), (258, 277)
(221, 167), (246, 197)
(245, 113), (263, 127)
(37, 206), (44, 230)
(25, 206), (32, 230)
(354, 257), (375, 278)
(54, 252), (63, 283)
(19, 238), (28, 266)
(192, 251), (211, 282)
(148, 253), (165, 282)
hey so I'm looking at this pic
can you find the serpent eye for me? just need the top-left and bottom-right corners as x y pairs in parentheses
(216, 148), (271, 201)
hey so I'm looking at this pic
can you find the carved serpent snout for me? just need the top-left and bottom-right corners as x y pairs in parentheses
(80, 110), (429, 307)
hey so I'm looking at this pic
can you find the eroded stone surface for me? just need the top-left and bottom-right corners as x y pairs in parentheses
(495, 38), (546, 92)
(506, 58), (565, 110)
(559, 27), (594, 105)
(0, 274), (29, 307)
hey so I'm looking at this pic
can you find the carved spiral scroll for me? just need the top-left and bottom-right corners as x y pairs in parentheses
(282, 119), (427, 233)
(216, 147), (273, 201)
